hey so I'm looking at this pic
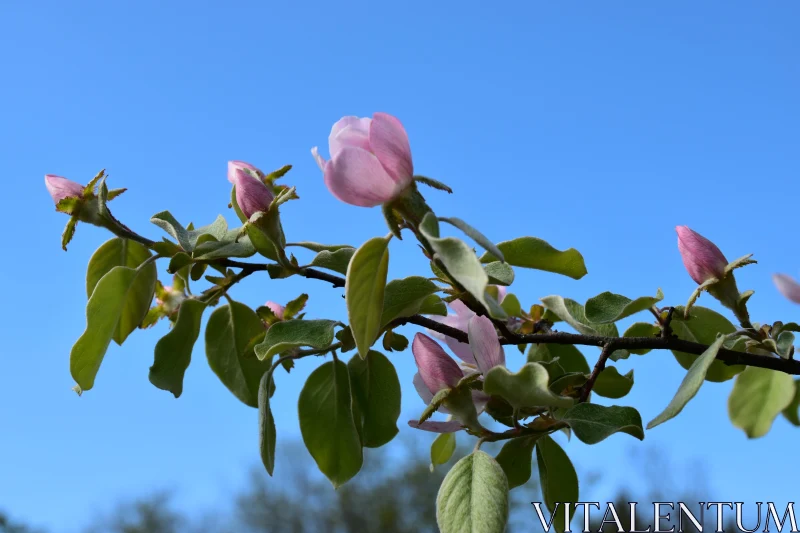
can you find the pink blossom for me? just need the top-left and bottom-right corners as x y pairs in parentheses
(227, 160), (264, 183)
(264, 301), (285, 320)
(676, 226), (728, 284)
(412, 333), (463, 394)
(229, 166), (274, 219)
(44, 175), (84, 205)
(467, 315), (506, 375)
(773, 274), (800, 304)
(311, 113), (414, 207)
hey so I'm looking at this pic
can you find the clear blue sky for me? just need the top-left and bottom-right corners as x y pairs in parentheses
(2, 1), (799, 530)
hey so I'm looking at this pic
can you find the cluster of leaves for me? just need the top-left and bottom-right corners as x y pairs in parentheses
(52, 167), (800, 533)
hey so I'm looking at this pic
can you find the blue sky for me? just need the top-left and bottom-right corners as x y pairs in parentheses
(2, 1), (800, 530)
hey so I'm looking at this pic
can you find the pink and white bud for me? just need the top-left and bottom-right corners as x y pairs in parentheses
(467, 315), (506, 375)
(227, 160), (264, 183)
(412, 333), (463, 394)
(45, 175), (84, 205)
(676, 226), (728, 285)
(230, 167), (274, 219)
(773, 274), (800, 305)
(426, 299), (477, 365)
(264, 301), (285, 320)
(311, 113), (414, 207)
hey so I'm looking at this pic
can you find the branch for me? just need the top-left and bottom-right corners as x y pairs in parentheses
(114, 224), (800, 377)
(579, 342), (617, 402)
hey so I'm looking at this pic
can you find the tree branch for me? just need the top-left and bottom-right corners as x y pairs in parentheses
(579, 342), (617, 402)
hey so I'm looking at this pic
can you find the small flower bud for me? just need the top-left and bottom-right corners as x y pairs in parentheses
(676, 226), (728, 284)
(412, 333), (463, 394)
(264, 301), (285, 321)
(230, 167), (274, 219)
(45, 175), (84, 205)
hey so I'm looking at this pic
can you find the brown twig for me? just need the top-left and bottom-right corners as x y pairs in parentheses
(579, 342), (617, 402)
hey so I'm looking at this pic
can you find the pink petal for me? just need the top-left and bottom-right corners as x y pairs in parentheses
(467, 315), (505, 375)
(472, 390), (490, 414)
(426, 315), (476, 365)
(45, 175), (84, 204)
(311, 147), (326, 172)
(676, 226), (728, 285)
(407, 420), (464, 433)
(773, 274), (800, 305)
(448, 299), (476, 320)
(369, 112), (413, 186)
(228, 161), (262, 184)
(495, 286), (507, 304)
(412, 333), (463, 393)
(413, 372), (451, 414)
(412, 372), (434, 404)
(232, 169), (274, 219)
(329, 116), (372, 159)
(323, 146), (401, 207)
(264, 301), (285, 320)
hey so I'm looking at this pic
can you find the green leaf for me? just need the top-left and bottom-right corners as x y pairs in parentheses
(205, 301), (269, 407)
(61, 215), (78, 250)
(560, 403), (644, 444)
(480, 237), (587, 280)
(287, 242), (353, 253)
(254, 320), (339, 361)
(536, 435), (578, 533)
(527, 343), (590, 381)
(782, 379), (800, 427)
(500, 293), (522, 317)
(495, 435), (540, 489)
(167, 252), (193, 274)
(380, 276), (441, 327)
(348, 351), (401, 448)
(192, 232), (256, 260)
(70, 266), (149, 391)
(439, 217), (505, 262)
(776, 331), (795, 359)
(540, 296), (619, 337)
(309, 248), (355, 275)
(648, 335), (726, 429)
(258, 371), (277, 475)
(436, 451), (509, 533)
(298, 360), (363, 488)
(484, 363), (575, 409)
(623, 322), (661, 355)
(430, 433), (457, 469)
(419, 294), (448, 316)
(484, 262), (514, 286)
(282, 294), (308, 320)
(148, 299), (207, 397)
(85, 238), (157, 345)
(420, 213), (506, 319)
(346, 236), (390, 358)
(150, 211), (193, 251)
(584, 289), (664, 324)
(670, 306), (745, 382)
(593, 367), (634, 399)
(728, 366), (796, 438)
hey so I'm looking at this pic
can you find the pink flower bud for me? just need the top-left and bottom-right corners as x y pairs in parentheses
(426, 299), (477, 365)
(676, 226), (728, 285)
(311, 113), (414, 207)
(467, 315), (505, 375)
(230, 167), (274, 219)
(264, 301), (285, 320)
(412, 333), (463, 394)
(227, 161), (264, 183)
(773, 274), (800, 304)
(45, 175), (84, 205)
